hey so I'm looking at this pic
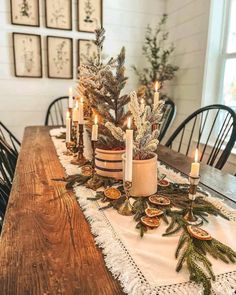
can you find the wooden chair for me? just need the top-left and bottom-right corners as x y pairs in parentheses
(165, 104), (236, 170)
(45, 96), (69, 126)
(159, 99), (176, 142)
(0, 122), (20, 154)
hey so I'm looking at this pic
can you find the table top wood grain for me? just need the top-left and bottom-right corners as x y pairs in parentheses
(0, 126), (235, 295)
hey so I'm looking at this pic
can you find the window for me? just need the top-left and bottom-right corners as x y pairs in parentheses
(219, 0), (236, 109)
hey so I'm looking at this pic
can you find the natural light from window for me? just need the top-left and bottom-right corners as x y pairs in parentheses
(222, 0), (236, 109)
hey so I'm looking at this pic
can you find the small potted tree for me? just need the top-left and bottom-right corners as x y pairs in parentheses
(78, 28), (130, 179)
(106, 91), (165, 196)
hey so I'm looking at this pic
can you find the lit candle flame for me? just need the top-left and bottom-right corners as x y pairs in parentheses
(194, 149), (199, 162)
(80, 97), (83, 103)
(154, 81), (159, 92)
(69, 87), (73, 95)
(94, 115), (98, 124)
(75, 101), (79, 108)
(127, 117), (131, 129)
(66, 110), (70, 119)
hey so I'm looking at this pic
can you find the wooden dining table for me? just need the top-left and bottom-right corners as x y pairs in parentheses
(0, 126), (235, 295)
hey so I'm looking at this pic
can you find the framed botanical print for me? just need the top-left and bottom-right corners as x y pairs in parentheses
(78, 39), (97, 67)
(47, 36), (73, 79)
(78, 0), (103, 33)
(45, 0), (72, 30)
(10, 0), (40, 27)
(12, 33), (42, 78)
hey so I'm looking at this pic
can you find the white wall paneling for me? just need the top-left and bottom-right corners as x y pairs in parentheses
(0, 0), (165, 139)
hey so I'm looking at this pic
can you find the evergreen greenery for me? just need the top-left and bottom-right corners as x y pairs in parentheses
(57, 165), (236, 295)
(132, 14), (179, 103)
(175, 229), (236, 295)
(105, 91), (165, 159)
(77, 28), (130, 149)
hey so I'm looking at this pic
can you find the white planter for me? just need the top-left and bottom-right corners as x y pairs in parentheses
(122, 153), (158, 197)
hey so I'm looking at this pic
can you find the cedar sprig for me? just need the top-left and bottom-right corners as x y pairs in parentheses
(175, 229), (236, 295)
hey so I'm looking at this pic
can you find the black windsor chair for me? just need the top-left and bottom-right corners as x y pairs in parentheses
(45, 96), (69, 126)
(165, 104), (236, 170)
(159, 99), (176, 142)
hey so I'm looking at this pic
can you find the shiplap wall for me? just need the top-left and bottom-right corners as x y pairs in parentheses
(165, 0), (210, 139)
(0, 0), (165, 140)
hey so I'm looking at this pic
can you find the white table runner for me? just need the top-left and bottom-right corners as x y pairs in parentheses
(50, 128), (236, 295)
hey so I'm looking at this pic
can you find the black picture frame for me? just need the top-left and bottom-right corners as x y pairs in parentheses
(45, 0), (72, 31)
(10, 0), (40, 27)
(12, 32), (42, 78)
(77, 0), (103, 33)
(47, 36), (73, 79)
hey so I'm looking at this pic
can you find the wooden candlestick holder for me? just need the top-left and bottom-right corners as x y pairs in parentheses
(63, 142), (74, 156)
(183, 175), (202, 226)
(71, 124), (87, 166)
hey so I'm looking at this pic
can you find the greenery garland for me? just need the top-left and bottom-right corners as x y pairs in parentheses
(56, 171), (236, 295)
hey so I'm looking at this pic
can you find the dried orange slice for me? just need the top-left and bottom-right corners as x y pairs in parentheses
(141, 216), (160, 228)
(187, 226), (212, 241)
(149, 195), (171, 206)
(104, 187), (121, 200)
(159, 179), (170, 187)
(145, 208), (164, 217)
(81, 165), (93, 176)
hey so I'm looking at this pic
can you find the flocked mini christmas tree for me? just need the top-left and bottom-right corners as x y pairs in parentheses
(77, 28), (130, 149)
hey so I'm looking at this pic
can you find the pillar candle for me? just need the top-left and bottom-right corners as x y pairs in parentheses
(154, 81), (160, 106)
(91, 115), (98, 141)
(72, 101), (79, 122)
(125, 117), (133, 182)
(78, 97), (84, 125)
(66, 111), (71, 143)
(68, 87), (73, 109)
(190, 149), (200, 178)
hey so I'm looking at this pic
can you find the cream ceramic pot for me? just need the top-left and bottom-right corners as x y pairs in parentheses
(122, 153), (158, 197)
(95, 148), (125, 180)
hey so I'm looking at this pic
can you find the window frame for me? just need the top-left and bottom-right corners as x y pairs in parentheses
(218, 0), (236, 110)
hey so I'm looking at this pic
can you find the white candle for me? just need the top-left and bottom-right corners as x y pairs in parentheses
(78, 97), (84, 125)
(125, 117), (133, 182)
(92, 115), (98, 141)
(140, 98), (145, 113)
(68, 87), (73, 108)
(66, 111), (71, 143)
(154, 81), (160, 106)
(190, 149), (200, 178)
(72, 101), (79, 122)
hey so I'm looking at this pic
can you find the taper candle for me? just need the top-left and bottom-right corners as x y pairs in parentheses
(91, 115), (98, 141)
(154, 81), (160, 106)
(125, 117), (133, 182)
(66, 111), (71, 143)
(140, 98), (145, 113)
(78, 97), (84, 125)
(72, 101), (79, 122)
(69, 87), (73, 109)
(190, 149), (200, 178)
